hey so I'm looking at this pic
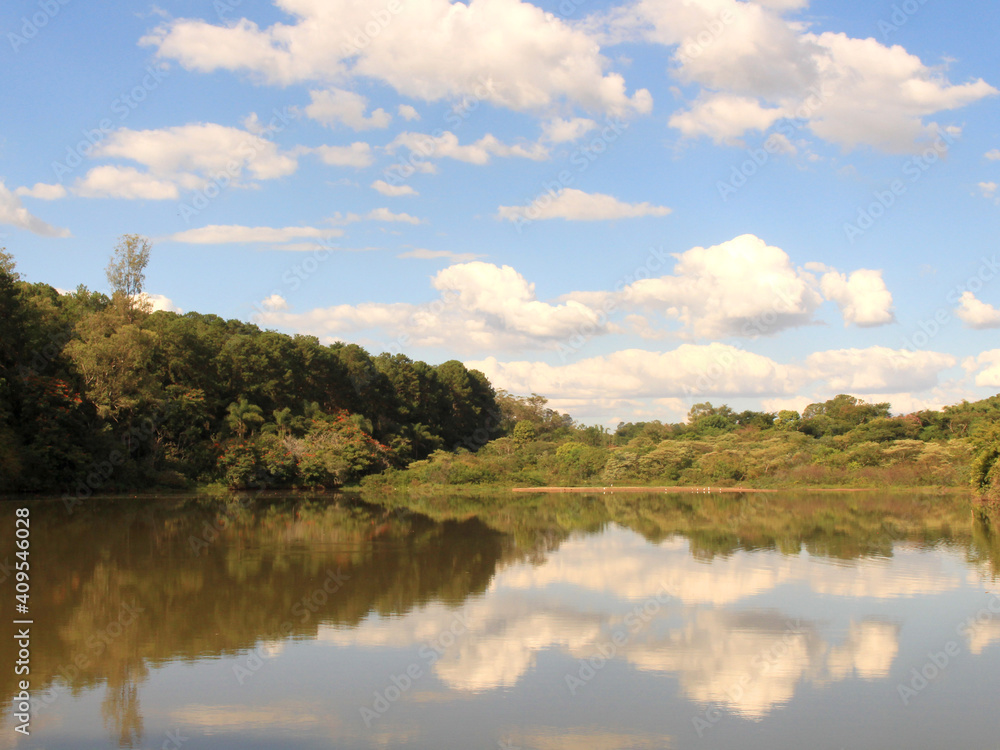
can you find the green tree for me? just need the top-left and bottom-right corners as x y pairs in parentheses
(225, 399), (265, 439)
(106, 234), (152, 323)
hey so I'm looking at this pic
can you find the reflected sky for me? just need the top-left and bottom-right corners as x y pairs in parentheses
(2, 493), (999, 750)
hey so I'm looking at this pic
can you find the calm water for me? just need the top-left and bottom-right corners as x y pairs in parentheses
(2, 492), (999, 749)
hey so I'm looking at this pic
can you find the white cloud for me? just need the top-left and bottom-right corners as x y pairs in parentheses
(541, 117), (598, 143)
(398, 248), (484, 262)
(610, 234), (821, 338)
(74, 166), (181, 200)
(72, 122), (300, 199)
(820, 269), (895, 327)
(964, 350), (1000, 387)
(371, 179), (417, 197)
(143, 0), (653, 116)
(979, 181), (998, 201)
(95, 122), (298, 181)
(398, 104), (420, 121)
(389, 131), (548, 165)
(304, 88), (391, 130)
(471, 344), (956, 404)
(956, 291), (1000, 329)
(803, 347), (955, 393)
(260, 294), (289, 311)
(669, 94), (786, 144)
(256, 261), (609, 351)
(142, 293), (183, 313)
(497, 187), (671, 223)
(363, 207), (421, 224)
(165, 224), (343, 244)
(986, 149), (1000, 161)
(611, 0), (996, 152)
(471, 344), (793, 399)
(0, 180), (71, 237)
(15, 183), (67, 200)
(313, 142), (374, 168)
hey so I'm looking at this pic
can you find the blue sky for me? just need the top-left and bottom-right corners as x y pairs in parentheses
(3, 0), (1000, 425)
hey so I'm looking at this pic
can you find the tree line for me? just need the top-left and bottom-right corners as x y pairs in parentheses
(4, 235), (1000, 497)
(0, 237), (499, 494)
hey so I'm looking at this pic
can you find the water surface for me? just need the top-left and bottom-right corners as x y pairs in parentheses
(2, 491), (998, 749)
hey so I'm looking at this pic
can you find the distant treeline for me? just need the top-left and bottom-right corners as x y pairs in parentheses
(365, 392), (1000, 495)
(4, 238), (1000, 498)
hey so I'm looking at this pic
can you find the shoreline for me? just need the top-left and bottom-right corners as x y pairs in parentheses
(511, 485), (962, 494)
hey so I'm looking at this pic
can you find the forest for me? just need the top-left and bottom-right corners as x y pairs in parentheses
(4, 236), (1000, 499)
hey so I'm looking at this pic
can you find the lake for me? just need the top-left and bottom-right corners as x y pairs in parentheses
(2, 491), (999, 749)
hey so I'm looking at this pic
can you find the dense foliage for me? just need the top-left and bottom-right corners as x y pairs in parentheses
(366, 394), (1000, 494)
(0, 244), (499, 494)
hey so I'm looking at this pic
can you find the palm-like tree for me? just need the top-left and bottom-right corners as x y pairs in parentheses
(226, 398), (264, 439)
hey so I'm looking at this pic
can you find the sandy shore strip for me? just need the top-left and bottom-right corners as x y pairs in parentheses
(511, 486), (777, 494)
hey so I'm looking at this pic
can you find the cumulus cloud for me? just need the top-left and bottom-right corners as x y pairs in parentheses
(607, 0), (996, 152)
(389, 131), (548, 165)
(497, 188), (671, 223)
(608, 234), (822, 338)
(98, 122), (297, 179)
(142, 0), (652, 117)
(964, 350), (1000, 388)
(0, 180), (71, 237)
(956, 291), (1000, 329)
(398, 104), (420, 121)
(541, 117), (599, 143)
(15, 183), (67, 200)
(72, 123), (299, 199)
(820, 269), (895, 327)
(74, 166), (182, 200)
(303, 88), (391, 130)
(255, 261), (608, 352)
(470, 344), (956, 403)
(803, 347), (955, 393)
(471, 344), (794, 399)
(142, 293), (183, 313)
(669, 94), (786, 144)
(371, 179), (417, 197)
(260, 294), (289, 311)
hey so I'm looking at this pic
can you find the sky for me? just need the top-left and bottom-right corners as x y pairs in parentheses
(2, 0), (1000, 426)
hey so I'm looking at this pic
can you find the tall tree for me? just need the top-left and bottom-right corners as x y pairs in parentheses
(106, 234), (152, 323)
